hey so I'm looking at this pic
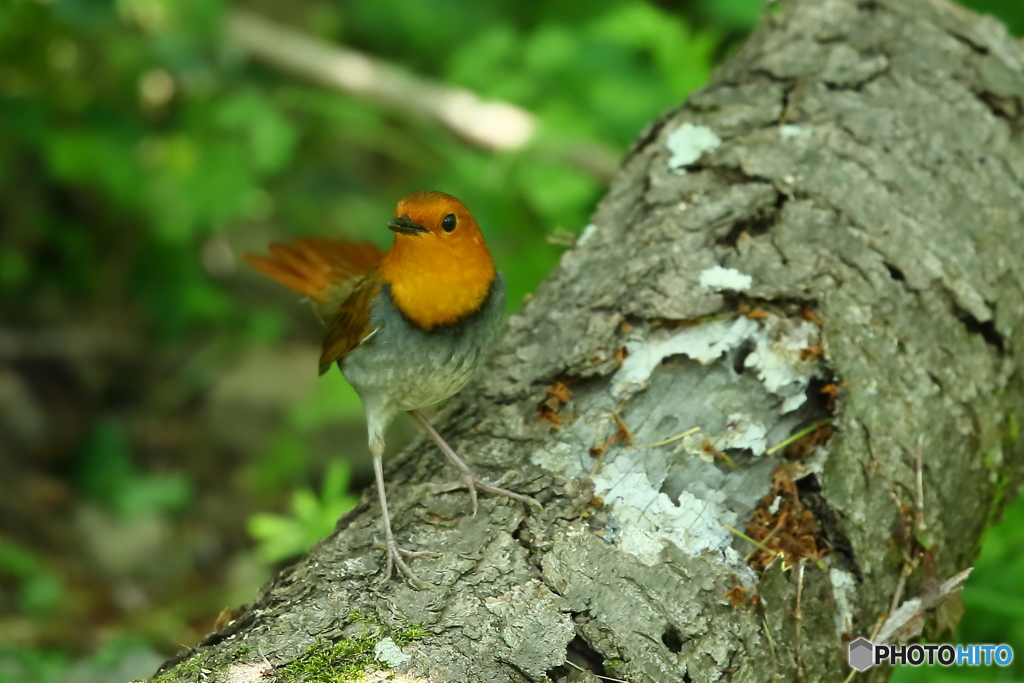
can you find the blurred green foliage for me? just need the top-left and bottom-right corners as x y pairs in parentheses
(77, 418), (192, 517)
(1, 0), (1023, 680)
(248, 460), (357, 563)
(0, 539), (64, 616)
(0, 635), (161, 683)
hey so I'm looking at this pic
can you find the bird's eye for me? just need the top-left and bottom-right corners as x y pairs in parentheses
(441, 213), (457, 232)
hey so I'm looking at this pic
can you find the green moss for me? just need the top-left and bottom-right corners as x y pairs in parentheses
(230, 645), (253, 660)
(274, 613), (432, 683)
(150, 651), (216, 683)
(152, 613), (430, 683)
(278, 636), (377, 683)
(392, 624), (431, 647)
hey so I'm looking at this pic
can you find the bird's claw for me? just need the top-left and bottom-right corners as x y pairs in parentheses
(431, 471), (541, 515)
(376, 540), (437, 590)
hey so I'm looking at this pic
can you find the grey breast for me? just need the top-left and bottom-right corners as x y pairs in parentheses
(341, 273), (506, 412)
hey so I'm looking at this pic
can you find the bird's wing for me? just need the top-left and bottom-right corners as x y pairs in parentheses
(319, 268), (384, 375)
(244, 239), (384, 323)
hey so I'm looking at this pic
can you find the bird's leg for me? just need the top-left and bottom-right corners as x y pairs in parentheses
(408, 409), (540, 515)
(371, 453), (434, 590)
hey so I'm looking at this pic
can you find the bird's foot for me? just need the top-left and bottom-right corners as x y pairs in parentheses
(431, 470), (541, 516)
(377, 539), (437, 590)
(408, 409), (541, 515)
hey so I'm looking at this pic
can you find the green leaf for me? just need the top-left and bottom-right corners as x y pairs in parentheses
(248, 461), (357, 563)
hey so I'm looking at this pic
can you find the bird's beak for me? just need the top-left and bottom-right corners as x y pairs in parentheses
(388, 216), (429, 235)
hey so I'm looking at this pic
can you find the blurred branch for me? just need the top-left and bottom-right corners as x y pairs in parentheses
(227, 9), (533, 152)
(225, 10), (618, 179)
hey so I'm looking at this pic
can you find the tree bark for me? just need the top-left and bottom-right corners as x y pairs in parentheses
(151, 0), (1024, 681)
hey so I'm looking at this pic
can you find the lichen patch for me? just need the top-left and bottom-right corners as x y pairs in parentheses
(666, 122), (722, 169)
(698, 265), (754, 291)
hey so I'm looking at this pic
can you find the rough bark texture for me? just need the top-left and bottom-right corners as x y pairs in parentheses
(152, 0), (1024, 681)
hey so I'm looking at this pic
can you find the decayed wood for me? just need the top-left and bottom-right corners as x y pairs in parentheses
(153, 0), (1024, 681)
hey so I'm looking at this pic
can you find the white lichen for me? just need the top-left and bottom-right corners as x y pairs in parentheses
(666, 122), (722, 170)
(779, 124), (807, 141)
(713, 413), (768, 457)
(743, 317), (822, 413)
(830, 568), (858, 639)
(698, 266), (753, 291)
(599, 461), (736, 563)
(374, 637), (411, 667)
(612, 317), (760, 398)
(534, 310), (823, 577)
(576, 223), (598, 247)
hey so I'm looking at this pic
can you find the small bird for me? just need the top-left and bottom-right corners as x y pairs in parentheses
(245, 191), (536, 588)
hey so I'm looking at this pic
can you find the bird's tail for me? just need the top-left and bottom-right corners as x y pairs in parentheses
(244, 239), (384, 302)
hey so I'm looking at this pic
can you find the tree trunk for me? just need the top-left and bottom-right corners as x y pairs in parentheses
(150, 0), (1024, 680)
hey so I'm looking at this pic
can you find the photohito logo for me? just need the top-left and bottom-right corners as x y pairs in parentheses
(848, 638), (1014, 671)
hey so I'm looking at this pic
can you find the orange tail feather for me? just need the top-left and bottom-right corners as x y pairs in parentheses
(244, 239), (384, 302)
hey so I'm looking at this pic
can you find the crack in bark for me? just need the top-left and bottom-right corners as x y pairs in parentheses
(546, 631), (609, 681)
(950, 300), (1006, 355)
(716, 190), (788, 248)
(797, 474), (861, 579)
(950, 31), (991, 56)
(975, 90), (1024, 121)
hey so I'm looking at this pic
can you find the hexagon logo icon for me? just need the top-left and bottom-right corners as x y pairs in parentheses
(848, 637), (874, 671)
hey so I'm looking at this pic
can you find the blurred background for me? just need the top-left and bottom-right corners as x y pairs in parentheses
(0, 0), (1022, 681)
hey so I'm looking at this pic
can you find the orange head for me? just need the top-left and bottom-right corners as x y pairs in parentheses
(381, 191), (497, 330)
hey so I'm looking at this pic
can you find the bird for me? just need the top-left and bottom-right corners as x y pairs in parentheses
(245, 191), (537, 588)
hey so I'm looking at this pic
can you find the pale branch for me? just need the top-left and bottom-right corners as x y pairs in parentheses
(225, 10), (619, 179)
(226, 9), (533, 152)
